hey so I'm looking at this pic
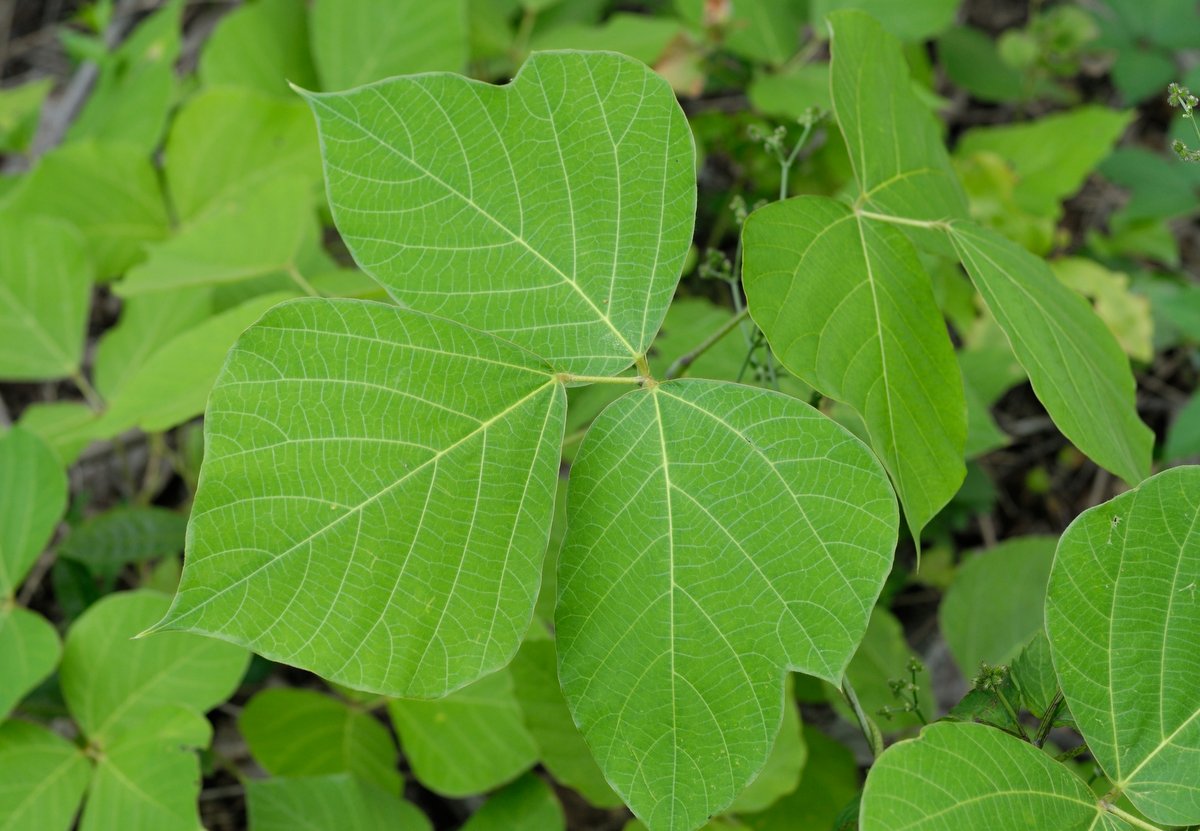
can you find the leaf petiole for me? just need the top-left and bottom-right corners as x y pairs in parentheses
(1100, 801), (1167, 831)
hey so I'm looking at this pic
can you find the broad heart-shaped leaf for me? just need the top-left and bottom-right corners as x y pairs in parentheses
(246, 774), (431, 831)
(0, 216), (92, 381)
(387, 667), (538, 796)
(79, 706), (211, 831)
(154, 299), (566, 697)
(0, 428), (67, 596)
(300, 50), (696, 376)
(61, 591), (249, 744)
(948, 221), (1152, 485)
(828, 11), (965, 223)
(0, 606), (61, 720)
(1046, 465), (1200, 825)
(557, 379), (897, 831)
(0, 720), (91, 831)
(310, 0), (467, 90)
(860, 722), (1125, 831)
(743, 196), (966, 537)
(240, 687), (400, 792)
(939, 535), (1057, 677)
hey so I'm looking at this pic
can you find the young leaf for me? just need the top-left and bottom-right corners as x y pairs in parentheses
(939, 535), (1057, 676)
(0, 606), (61, 720)
(860, 722), (1120, 830)
(79, 706), (211, 831)
(948, 221), (1152, 485)
(829, 11), (966, 223)
(558, 379), (897, 830)
(1046, 465), (1200, 825)
(1, 140), (170, 278)
(461, 773), (565, 831)
(299, 50), (695, 376)
(387, 667), (538, 796)
(153, 299), (566, 697)
(0, 217), (92, 381)
(833, 606), (935, 733)
(0, 720), (91, 831)
(246, 774), (431, 831)
(198, 0), (318, 97)
(60, 591), (249, 744)
(0, 428), (67, 596)
(164, 87), (321, 221)
(310, 0), (467, 90)
(743, 197), (966, 537)
(240, 687), (401, 793)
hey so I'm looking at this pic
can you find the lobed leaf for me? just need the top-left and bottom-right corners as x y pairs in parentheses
(154, 299), (566, 697)
(1046, 465), (1200, 825)
(743, 196), (966, 537)
(558, 379), (896, 830)
(948, 221), (1152, 485)
(300, 50), (695, 376)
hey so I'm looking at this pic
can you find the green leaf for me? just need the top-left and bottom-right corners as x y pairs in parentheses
(14, 402), (99, 466)
(120, 177), (315, 296)
(388, 667), (538, 796)
(461, 773), (565, 831)
(94, 287), (212, 399)
(829, 11), (965, 223)
(1050, 258), (1153, 363)
(748, 64), (832, 120)
(0, 428), (67, 596)
(60, 590), (248, 743)
(0, 720), (91, 831)
(1011, 630), (1065, 721)
(66, 0), (181, 153)
(95, 291), (296, 436)
(834, 606), (935, 733)
(558, 379), (896, 830)
(310, 0), (467, 90)
(0, 77), (52, 153)
(80, 706), (211, 831)
(1, 141), (170, 278)
(1165, 392), (1200, 462)
(154, 300), (566, 697)
(743, 197), (966, 537)
(531, 13), (683, 65)
(939, 536), (1057, 677)
(58, 506), (187, 583)
(729, 681), (807, 813)
(860, 722), (1119, 830)
(956, 108), (1133, 218)
(246, 774), (431, 831)
(199, 0), (318, 96)
(0, 217), (92, 381)
(0, 606), (61, 720)
(164, 87), (321, 221)
(1046, 465), (1200, 825)
(815, 0), (961, 41)
(936, 26), (1025, 103)
(240, 687), (400, 792)
(675, 0), (805, 66)
(743, 727), (860, 831)
(947, 221), (1152, 485)
(510, 637), (621, 807)
(300, 50), (695, 376)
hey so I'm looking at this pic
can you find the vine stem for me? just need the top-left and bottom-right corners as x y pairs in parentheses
(71, 371), (104, 411)
(1100, 801), (1166, 831)
(665, 307), (751, 380)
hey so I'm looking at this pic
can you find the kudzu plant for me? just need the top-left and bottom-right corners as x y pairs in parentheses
(143, 11), (1198, 831)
